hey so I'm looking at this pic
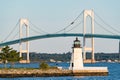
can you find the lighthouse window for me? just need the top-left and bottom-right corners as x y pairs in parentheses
(75, 42), (80, 44)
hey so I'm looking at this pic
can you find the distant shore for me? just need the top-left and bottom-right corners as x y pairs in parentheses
(0, 68), (108, 78)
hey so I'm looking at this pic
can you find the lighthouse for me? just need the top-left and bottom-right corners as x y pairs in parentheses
(69, 37), (83, 70)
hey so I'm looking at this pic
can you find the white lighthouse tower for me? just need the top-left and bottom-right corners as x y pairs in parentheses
(69, 37), (83, 70)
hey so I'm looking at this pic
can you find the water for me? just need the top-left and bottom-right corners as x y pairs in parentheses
(0, 62), (120, 80)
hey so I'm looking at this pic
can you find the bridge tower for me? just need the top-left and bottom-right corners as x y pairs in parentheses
(19, 18), (30, 63)
(83, 10), (95, 63)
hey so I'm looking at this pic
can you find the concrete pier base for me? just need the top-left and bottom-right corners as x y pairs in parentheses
(0, 68), (108, 78)
(73, 67), (108, 73)
(73, 67), (108, 76)
(83, 59), (96, 63)
(19, 60), (30, 63)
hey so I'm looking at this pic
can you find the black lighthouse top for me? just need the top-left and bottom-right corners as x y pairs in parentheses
(73, 37), (81, 48)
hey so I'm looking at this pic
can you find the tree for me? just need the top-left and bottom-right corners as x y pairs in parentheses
(0, 46), (22, 68)
(0, 46), (12, 68)
(7, 50), (22, 68)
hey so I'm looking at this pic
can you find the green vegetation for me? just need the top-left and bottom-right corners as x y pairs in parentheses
(39, 62), (58, 70)
(30, 52), (71, 62)
(29, 52), (120, 62)
(39, 62), (50, 69)
(0, 46), (22, 68)
(7, 49), (22, 68)
(0, 46), (9, 68)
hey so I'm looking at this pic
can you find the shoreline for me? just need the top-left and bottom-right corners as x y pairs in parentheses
(0, 69), (108, 78)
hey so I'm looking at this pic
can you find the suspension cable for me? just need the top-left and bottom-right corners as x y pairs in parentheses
(11, 31), (19, 40)
(94, 20), (117, 35)
(66, 20), (83, 32)
(95, 12), (120, 34)
(2, 21), (19, 42)
(55, 24), (72, 33)
(30, 27), (42, 34)
(72, 11), (83, 23)
(29, 20), (48, 34)
(55, 11), (83, 33)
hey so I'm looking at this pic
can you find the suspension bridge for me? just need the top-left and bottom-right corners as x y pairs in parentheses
(0, 10), (120, 63)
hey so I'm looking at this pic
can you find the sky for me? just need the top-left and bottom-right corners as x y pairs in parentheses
(0, 0), (120, 53)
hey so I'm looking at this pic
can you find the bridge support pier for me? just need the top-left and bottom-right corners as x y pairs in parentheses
(83, 10), (95, 63)
(19, 18), (30, 63)
(0, 47), (1, 51)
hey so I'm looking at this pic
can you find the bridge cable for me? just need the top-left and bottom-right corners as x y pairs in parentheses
(55, 11), (83, 33)
(72, 11), (83, 23)
(55, 24), (72, 33)
(11, 31), (19, 40)
(66, 20), (83, 32)
(95, 12), (120, 34)
(29, 20), (48, 34)
(30, 26), (42, 35)
(2, 21), (19, 42)
(94, 20), (117, 35)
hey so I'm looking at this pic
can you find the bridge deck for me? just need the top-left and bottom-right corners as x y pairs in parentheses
(0, 33), (120, 47)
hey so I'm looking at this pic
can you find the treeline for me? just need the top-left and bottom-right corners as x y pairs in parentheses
(29, 52), (71, 62)
(22, 52), (120, 62)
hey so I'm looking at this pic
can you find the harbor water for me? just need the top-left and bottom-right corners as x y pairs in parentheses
(0, 62), (120, 80)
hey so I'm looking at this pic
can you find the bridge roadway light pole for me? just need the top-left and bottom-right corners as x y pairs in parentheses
(83, 10), (95, 63)
(19, 18), (30, 63)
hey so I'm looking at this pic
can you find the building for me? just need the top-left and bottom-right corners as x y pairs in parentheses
(69, 38), (108, 74)
(69, 37), (83, 70)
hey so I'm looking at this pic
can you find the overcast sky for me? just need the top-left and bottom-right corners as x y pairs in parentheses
(0, 0), (120, 53)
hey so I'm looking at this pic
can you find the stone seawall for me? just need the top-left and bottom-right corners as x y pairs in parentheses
(0, 69), (108, 78)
